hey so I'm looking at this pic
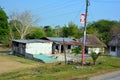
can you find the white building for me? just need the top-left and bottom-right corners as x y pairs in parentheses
(12, 40), (53, 58)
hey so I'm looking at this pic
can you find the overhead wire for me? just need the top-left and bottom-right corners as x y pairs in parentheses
(36, 0), (86, 21)
(33, 0), (82, 15)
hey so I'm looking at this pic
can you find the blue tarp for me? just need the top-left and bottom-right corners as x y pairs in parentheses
(33, 54), (56, 63)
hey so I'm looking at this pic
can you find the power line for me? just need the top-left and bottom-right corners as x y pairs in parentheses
(34, 1), (82, 13)
(92, 0), (120, 3)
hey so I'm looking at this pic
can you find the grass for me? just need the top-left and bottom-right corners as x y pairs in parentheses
(0, 53), (120, 80)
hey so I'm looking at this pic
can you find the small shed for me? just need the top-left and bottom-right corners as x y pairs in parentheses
(108, 34), (120, 57)
(82, 34), (106, 54)
(12, 40), (53, 58)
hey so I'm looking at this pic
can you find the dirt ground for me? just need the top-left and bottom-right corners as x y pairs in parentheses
(0, 58), (33, 74)
(0, 47), (39, 74)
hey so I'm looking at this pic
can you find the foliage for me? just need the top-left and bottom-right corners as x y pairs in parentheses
(43, 26), (57, 37)
(62, 22), (81, 38)
(26, 27), (45, 39)
(72, 46), (82, 55)
(62, 25), (69, 37)
(90, 52), (101, 65)
(68, 22), (80, 38)
(9, 20), (22, 39)
(87, 20), (120, 44)
(0, 8), (9, 44)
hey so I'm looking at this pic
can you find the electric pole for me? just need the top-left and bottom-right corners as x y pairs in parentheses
(81, 0), (89, 66)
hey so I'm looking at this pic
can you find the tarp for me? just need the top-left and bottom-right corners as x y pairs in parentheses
(33, 54), (56, 63)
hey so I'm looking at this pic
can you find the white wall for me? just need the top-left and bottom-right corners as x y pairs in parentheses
(26, 42), (52, 56)
(88, 48), (104, 54)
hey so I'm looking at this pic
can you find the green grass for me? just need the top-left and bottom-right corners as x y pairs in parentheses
(0, 55), (120, 80)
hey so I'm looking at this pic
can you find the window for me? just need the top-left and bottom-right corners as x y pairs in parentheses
(111, 46), (116, 52)
(68, 45), (71, 49)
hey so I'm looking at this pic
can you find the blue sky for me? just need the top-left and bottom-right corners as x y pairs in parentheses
(0, 0), (120, 27)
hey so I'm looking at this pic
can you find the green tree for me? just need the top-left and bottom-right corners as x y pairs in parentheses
(0, 8), (9, 45)
(87, 20), (117, 44)
(72, 46), (82, 55)
(90, 52), (101, 65)
(44, 26), (55, 37)
(110, 22), (120, 38)
(68, 22), (79, 38)
(26, 27), (45, 39)
(62, 25), (69, 37)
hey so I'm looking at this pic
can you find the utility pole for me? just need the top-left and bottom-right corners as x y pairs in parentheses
(81, 0), (89, 66)
(63, 37), (67, 64)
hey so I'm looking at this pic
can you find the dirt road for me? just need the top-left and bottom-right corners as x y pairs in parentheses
(89, 70), (120, 80)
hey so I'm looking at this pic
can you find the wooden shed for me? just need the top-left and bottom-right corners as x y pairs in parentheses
(108, 34), (120, 57)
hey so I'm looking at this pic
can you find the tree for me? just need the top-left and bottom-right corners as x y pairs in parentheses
(62, 25), (69, 37)
(9, 11), (39, 39)
(68, 22), (79, 38)
(26, 27), (45, 39)
(90, 52), (101, 65)
(9, 20), (22, 39)
(43, 26), (55, 37)
(72, 46), (82, 55)
(87, 20), (116, 44)
(0, 8), (9, 45)
(110, 22), (120, 38)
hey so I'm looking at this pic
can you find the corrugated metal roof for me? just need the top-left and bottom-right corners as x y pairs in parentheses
(47, 37), (74, 42)
(12, 39), (52, 43)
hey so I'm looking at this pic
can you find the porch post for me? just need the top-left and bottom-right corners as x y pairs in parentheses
(59, 44), (61, 53)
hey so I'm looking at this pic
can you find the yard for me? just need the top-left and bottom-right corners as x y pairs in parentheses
(0, 48), (120, 80)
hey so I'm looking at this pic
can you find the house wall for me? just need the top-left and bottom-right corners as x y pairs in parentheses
(110, 46), (117, 56)
(88, 48), (104, 54)
(12, 43), (25, 56)
(26, 42), (52, 56)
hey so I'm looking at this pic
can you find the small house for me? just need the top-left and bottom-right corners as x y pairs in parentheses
(40, 37), (81, 54)
(82, 34), (106, 54)
(12, 40), (53, 58)
(108, 34), (120, 57)
(12, 37), (81, 58)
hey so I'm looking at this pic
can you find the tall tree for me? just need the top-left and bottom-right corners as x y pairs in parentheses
(44, 26), (57, 37)
(68, 22), (79, 38)
(110, 22), (120, 38)
(26, 27), (45, 39)
(9, 11), (39, 39)
(62, 25), (69, 37)
(9, 20), (22, 39)
(0, 8), (9, 44)
(87, 20), (115, 44)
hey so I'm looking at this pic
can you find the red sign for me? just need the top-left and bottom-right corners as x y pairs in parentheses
(80, 14), (86, 24)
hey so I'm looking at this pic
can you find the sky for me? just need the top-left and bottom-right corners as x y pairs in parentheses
(0, 0), (120, 27)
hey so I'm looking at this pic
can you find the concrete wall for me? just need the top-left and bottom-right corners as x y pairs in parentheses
(88, 48), (104, 54)
(26, 42), (52, 56)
